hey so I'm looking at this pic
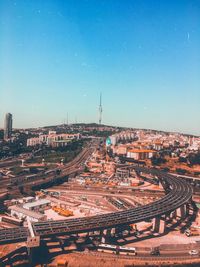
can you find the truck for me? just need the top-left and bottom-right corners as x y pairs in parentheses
(150, 247), (160, 256)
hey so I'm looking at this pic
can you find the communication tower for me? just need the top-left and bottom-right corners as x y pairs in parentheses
(99, 93), (103, 125)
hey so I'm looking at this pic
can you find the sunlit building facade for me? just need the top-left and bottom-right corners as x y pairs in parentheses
(4, 113), (12, 140)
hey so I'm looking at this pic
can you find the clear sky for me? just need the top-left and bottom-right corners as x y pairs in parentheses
(0, 0), (200, 134)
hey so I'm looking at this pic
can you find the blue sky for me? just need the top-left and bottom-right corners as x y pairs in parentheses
(0, 0), (200, 134)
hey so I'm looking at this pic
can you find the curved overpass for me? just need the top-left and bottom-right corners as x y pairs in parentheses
(32, 166), (193, 236)
(0, 166), (193, 244)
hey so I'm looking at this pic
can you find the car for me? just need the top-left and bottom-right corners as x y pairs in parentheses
(150, 248), (160, 256)
(189, 250), (198, 255)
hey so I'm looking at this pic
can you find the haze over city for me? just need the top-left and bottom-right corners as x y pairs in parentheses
(0, 0), (200, 134)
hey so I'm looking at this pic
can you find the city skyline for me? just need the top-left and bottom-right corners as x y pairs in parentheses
(0, 0), (200, 134)
(0, 111), (199, 137)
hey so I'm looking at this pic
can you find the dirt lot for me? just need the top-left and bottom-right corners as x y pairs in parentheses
(45, 252), (200, 267)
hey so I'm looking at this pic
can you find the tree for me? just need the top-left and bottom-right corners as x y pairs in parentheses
(178, 157), (187, 163)
(188, 152), (200, 166)
(84, 166), (89, 172)
(19, 185), (24, 194)
(176, 168), (187, 175)
(151, 156), (166, 166)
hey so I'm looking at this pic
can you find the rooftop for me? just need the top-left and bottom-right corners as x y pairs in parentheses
(128, 149), (156, 153)
(8, 205), (46, 220)
(23, 199), (51, 209)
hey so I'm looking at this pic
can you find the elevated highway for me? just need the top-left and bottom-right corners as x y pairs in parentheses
(31, 167), (193, 237)
(0, 166), (193, 244)
(0, 142), (95, 192)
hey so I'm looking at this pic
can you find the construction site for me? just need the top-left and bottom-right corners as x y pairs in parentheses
(1, 140), (200, 267)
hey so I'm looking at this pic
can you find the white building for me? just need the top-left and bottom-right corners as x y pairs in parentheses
(9, 205), (47, 222)
(109, 131), (135, 146)
(27, 133), (81, 147)
(127, 149), (156, 160)
(27, 137), (40, 146)
(23, 199), (51, 212)
(110, 135), (117, 146)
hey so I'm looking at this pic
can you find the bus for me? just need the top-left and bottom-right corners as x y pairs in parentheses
(97, 243), (117, 253)
(97, 243), (137, 255)
(118, 246), (137, 255)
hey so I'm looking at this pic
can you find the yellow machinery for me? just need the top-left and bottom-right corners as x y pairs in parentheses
(58, 209), (73, 217)
(52, 206), (73, 217)
(52, 206), (60, 212)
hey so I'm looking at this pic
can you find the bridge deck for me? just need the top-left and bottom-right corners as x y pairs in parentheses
(0, 166), (193, 244)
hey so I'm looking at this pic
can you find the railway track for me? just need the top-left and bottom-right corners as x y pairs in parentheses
(0, 144), (94, 192)
(105, 196), (126, 210)
(117, 197), (134, 209)
(30, 168), (192, 238)
(54, 184), (165, 196)
(79, 250), (200, 261)
(0, 164), (193, 245)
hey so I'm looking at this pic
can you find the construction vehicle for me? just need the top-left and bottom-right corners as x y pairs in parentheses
(80, 195), (87, 201)
(52, 206), (73, 217)
(50, 191), (60, 197)
(40, 189), (48, 195)
(58, 209), (73, 217)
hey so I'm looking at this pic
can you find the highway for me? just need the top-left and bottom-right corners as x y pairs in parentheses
(0, 159), (21, 168)
(0, 142), (95, 192)
(32, 167), (193, 237)
(0, 165), (193, 244)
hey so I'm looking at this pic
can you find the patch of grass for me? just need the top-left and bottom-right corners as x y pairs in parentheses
(10, 166), (26, 175)
(27, 149), (81, 164)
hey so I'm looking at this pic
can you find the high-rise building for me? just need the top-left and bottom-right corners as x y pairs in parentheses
(4, 113), (12, 140)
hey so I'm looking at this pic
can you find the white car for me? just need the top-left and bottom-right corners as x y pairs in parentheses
(189, 250), (198, 255)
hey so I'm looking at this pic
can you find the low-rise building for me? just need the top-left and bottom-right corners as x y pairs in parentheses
(23, 199), (51, 212)
(8, 205), (47, 222)
(127, 149), (156, 160)
(109, 131), (135, 146)
(27, 137), (40, 146)
(22, 197), (35, 203)
(113, 145), (127, 155)
(27, 133), (81, 147)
